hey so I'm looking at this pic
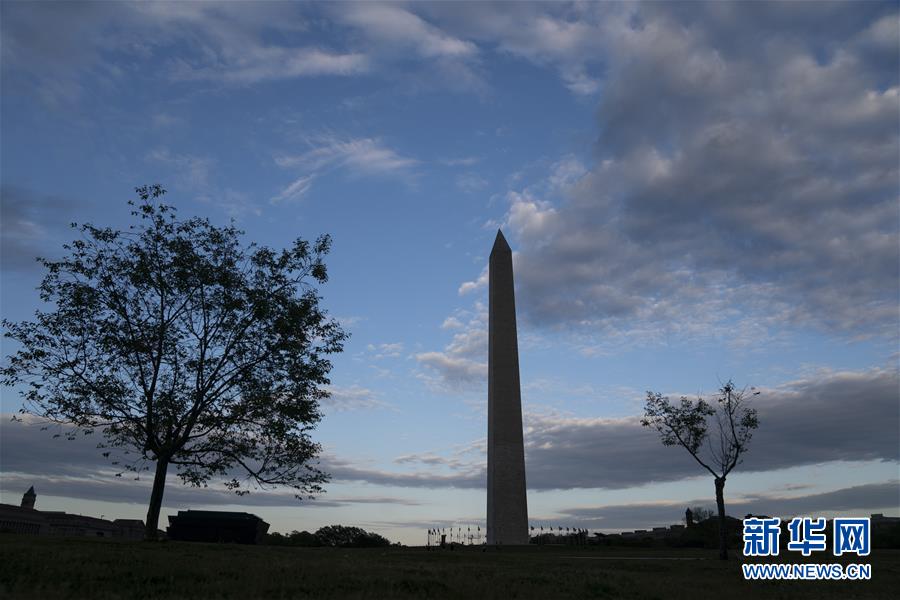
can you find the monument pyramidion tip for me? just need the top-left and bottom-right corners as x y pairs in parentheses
(491, 229), (511, 256)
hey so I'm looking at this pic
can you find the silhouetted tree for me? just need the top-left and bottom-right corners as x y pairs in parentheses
(314, 525), (391, 547)
(642, 381), (759, 560)
(266, 530), (321, 547)
(2, 185), (347, 540)
(686, 506), (715, 525)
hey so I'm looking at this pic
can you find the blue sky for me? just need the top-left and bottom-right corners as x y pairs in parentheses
(1, 1), (898, 545)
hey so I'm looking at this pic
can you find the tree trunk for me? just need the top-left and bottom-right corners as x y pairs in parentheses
(715, 476), (728, 560)
(144, 457), (169, 541)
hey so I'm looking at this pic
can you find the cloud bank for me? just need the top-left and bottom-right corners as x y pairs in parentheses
(496, 3), (898, 342)
(4, 367), (895, 498)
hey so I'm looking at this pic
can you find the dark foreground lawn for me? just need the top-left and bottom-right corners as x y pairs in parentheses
(1, 535), (897, 599)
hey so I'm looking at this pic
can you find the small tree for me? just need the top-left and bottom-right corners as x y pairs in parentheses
(642, 381), (759, 559)
(2, 185), (347, 539)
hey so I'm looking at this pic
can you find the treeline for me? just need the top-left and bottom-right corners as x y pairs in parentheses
(265, 525), (392, 548)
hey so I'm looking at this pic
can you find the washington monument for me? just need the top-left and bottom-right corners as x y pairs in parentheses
(486, 229), (529, 545)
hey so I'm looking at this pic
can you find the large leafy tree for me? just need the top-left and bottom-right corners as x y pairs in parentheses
(2, 185), (347, 539)
(642, 381), (759, 559)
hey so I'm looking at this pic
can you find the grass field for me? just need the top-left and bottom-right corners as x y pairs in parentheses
(1, 535), (897, 599)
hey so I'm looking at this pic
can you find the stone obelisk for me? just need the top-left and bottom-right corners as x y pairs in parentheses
(486, 229), (529, 545)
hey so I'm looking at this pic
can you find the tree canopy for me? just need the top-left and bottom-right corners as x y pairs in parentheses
(314, 525), (391, 548)
(2, 185), (347, 538)
(642, 381), (758, 482)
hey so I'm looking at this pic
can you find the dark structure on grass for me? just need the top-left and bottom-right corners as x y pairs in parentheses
(167, 510), (269, 544)
(486, 230), (529, 545)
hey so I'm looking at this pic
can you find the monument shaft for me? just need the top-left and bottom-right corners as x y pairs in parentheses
(487, 230), (529, 545)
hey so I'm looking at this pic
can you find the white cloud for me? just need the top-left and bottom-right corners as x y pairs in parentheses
(441, 316), (464, 330)
(416, 306), (488, 390)
(146, 148), (213, 189)
(271, 175), (315, 205)
(1, 1), (373, 106)
(561, 70), (600, 95)
(174, 47), (369, 85)
(336, 315), (365, 328)
(337, 3), (477, 60)
(272, 134), (419, 198)
(366, 342), (404, 360)
(417, 3), (607, 96)
(133, 1), (368, 85)
(201, 188), (260, 219)
(328, 2), (488, 94)
(455, 173), (489, 193)
(415, 352), (487, 390)
(144, 151), (260, 218)
(857, 13), (900, 50)
(458, 264), (488, 296)
(547, 155), (587, 190)
(323, 385), (395, 412)
(276, 134), (418, 180)
(440, 156), (480, 167)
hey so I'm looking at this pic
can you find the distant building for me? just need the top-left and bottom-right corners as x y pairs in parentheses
(0, 487), (48, 535)
(0, 501), (48, 536)
(871, 514), (900, 527)
(167, 510), (269, 544)
(621, 529), (651, 538)
(42, 512), (119, 538)
(114, 519), (146, 540)
(0, 486), (143, 539)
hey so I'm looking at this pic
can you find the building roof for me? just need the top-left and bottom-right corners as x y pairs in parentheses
(0, 503), (47, 519)
(41, 511), (118, 528)
(171, 510), (266, 522)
